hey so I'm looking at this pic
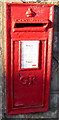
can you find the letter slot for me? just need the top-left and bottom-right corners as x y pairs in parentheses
(13, 22), (48, 32)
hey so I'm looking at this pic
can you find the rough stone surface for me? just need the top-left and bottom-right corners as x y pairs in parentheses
(3, 109), (58, 119)
(0, 2), (3, 120)
(0, 1), (59, 119)
(49, 94), (58, 109)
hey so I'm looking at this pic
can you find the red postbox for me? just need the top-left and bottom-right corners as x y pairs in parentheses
(6, 3), (54, 115)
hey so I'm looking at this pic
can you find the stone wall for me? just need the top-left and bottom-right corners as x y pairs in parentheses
(0, 1), (59, 120)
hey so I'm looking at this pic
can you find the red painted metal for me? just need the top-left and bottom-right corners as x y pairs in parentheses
(6, 3), (54, 115)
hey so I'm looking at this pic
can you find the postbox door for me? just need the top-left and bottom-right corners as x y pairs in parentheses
(13, 39), (47, 107)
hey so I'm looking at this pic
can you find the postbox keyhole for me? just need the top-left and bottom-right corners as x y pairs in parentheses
(19, 73), (21, 77)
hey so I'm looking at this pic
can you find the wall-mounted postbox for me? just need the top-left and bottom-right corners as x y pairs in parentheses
(6, 3), (54, 115)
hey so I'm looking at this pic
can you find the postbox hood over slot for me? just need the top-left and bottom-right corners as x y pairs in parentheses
(13, 19), (49, 24)
(13, 20), (49, 32)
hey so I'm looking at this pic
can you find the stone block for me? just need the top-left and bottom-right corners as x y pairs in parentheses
(49, 94), (58, 109)
(51, 57), (58, 91)
(3, 0), (23, 2)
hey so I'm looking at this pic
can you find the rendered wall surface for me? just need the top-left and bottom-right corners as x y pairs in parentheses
(0, 1), (59, 119)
